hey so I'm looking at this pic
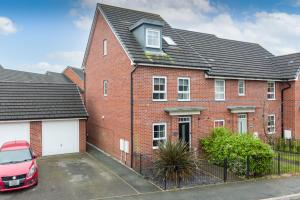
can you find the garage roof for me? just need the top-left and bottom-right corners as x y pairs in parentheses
(0, 82), (88, 121)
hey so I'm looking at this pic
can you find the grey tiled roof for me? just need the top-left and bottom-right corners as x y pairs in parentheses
(271, 53), (300, 80)
(97, 4), (300, 80)
(175, 29), (282, 80)
(98, 4), (210, 69)
(46, 71), (72, 83)
(0, 82), (88, 121)
(68, 67), (84, 80)
(0, 68), (70, 83)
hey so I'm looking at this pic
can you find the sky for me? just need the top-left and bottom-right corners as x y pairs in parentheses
(0, 0), (300, 73)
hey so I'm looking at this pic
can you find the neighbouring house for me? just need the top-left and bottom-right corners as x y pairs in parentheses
(0, 67), (88, 156)
(62, 66), (85, 92)
(82, 4), (300, 167)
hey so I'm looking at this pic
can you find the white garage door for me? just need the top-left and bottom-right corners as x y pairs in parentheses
(42, 120), (79, 156)
(0, 122), (30, 147)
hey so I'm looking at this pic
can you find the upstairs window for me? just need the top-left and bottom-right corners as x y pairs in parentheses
(267, 115), (275, 133)
(146, 28), (160, 48)
(153, 123), (167, 149)
(178, 77), (190, 101)
(103, 39), (107, 56)
(215, 80), (225, 101)
(238, 80), (245, 96)
(103, 80), (108, 96)
(267, 81), (275, 100)
(153, 76), (167, 101)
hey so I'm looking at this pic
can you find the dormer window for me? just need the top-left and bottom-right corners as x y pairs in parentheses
(146, 28), (161, 48)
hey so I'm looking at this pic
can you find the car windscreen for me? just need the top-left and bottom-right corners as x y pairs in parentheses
(0, 149), (32, 164)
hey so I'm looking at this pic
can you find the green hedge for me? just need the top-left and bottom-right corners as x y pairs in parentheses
(200, 128), (275, 176)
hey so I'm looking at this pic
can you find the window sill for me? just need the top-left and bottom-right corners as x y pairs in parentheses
(238, 94), (245, 97)
(215, 99), (225, 101)
(177, 99), (191, 102)
(267, 99), (276, 101)
(152, 99), (167, 102)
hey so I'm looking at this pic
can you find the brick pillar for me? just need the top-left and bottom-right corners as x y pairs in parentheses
(30, 121), (42, 157)
(79, 119), (87, 153)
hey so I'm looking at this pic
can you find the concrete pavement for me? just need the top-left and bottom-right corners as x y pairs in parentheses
(97, 176), (300, 200)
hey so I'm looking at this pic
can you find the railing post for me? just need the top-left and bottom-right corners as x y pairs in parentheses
(164, 171), (167, 190)
(139, 153), (142, 175)
(278, 152), (281, 175)
(223, 158), (228, 182)
(246, 156), (250, 178)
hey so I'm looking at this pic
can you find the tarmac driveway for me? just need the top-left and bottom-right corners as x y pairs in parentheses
(0, 150), (158, 200)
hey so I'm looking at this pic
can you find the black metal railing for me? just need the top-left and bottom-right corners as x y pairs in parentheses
(133, 150), (300, 190)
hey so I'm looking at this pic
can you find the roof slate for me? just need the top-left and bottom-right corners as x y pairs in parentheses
(98, 4), (210, 69)
(96, 4), (300, 80)
(0, 68), (71, 84)
(271, 53), (300, 80)
(0, 82), (88, 121)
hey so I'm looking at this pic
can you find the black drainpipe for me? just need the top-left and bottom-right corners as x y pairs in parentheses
(130, 64), (138, 168)
(281, 81), (291, 138)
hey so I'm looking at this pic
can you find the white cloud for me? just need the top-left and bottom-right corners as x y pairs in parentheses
(47, 51), (84, 66)
(191, 12), (300, 55)
(0, 16), (17, 35)
(74, 0), (300, 55)
(73, 15), (92, 31)
(18, 62), (65, 74)
(15, 51), (84, 73)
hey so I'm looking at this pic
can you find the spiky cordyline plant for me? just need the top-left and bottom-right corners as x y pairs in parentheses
(154, 140), (195, 182)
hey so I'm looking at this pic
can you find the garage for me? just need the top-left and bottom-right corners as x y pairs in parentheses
(0, 81), (88, 157)
(42, 120), (79, 156)
(0, 122), (30, 147)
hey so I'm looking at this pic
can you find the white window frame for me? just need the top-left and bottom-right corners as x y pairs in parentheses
(267, 114), (276, 134)
(267, 81), (276, 100)
(152, 123), (167, 149)
(103, 80), (108, 96)
(146, 28), (161, 48)
(214, 120), (225, 128)
(103, 39), (107, 56)
(215, 79), (225, 101)
(177, 77), (190, 101)
(152, 76), (167, 101)
(238, 80), (245, 96)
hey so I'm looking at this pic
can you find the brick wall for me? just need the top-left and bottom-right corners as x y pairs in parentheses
(30, 121), (42, 156)
(85, 10), (132, 165)
(132, 66), (282, 156)
(64, 68), (84, 91)
(79, 119), (87, 152)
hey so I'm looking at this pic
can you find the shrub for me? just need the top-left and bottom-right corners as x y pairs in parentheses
(200, 128), (275, 176)
(154, 140), (195, 182)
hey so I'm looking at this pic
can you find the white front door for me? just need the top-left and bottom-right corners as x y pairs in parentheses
(42, 120), (79, 156)
(0, 122), (30, 147)
(238, 114), (247, 134)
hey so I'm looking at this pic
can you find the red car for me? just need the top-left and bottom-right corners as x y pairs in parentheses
(0, 141), (38, 192)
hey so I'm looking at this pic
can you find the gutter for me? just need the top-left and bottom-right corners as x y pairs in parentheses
(130, 64), (138, 168)
(281, 81), (291, 138)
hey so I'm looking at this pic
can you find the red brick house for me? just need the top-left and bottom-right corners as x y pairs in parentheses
(62, 66), (85, 92)
(83, 4), (300, 167)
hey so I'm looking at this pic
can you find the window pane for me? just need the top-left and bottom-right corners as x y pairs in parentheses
(147, 29), (160, 48)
